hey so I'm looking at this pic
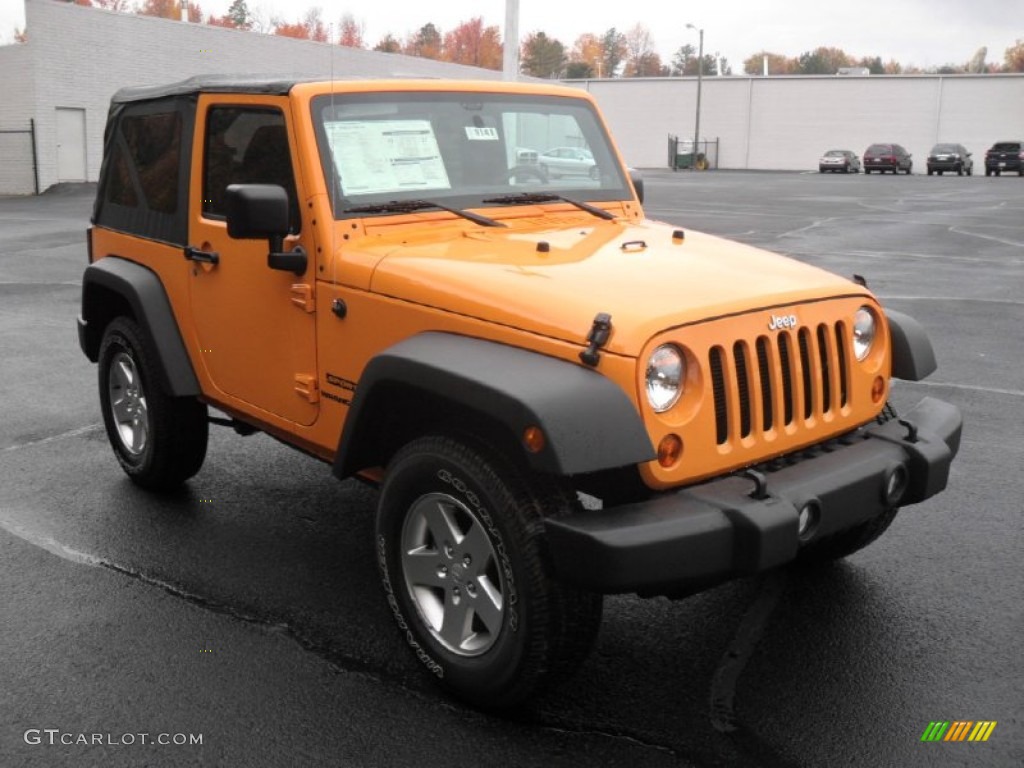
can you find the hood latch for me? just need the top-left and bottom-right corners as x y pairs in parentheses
(580, 313), (612, 367)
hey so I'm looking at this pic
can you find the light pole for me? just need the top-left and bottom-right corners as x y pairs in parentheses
(686, 23), (704, 170)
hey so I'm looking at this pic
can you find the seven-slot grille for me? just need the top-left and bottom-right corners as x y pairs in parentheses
(709, 322), (849, 445)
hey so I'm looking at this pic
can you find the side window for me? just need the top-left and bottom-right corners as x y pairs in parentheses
(202, 106), (299, 231)
(105, 111), (181, 213)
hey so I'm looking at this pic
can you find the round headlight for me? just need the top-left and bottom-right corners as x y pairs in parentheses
(646, 345), (684, 413)
(853, 306), (877, 361)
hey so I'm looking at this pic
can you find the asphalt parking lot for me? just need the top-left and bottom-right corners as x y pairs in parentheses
(0, 172), (1021, 767)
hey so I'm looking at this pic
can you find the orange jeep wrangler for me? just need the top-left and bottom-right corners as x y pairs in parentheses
(79, 76), (961, 708)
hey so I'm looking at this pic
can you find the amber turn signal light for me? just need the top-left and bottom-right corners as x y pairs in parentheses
(657, 434), (683, 467)
(523, 426), (546, 454)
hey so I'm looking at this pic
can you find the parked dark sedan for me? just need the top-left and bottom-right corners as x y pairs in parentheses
(984, 141), (1024, 176)
(818, 150), (860, 173)
(927, 143), (973, 176)
(863, 143), (912, 174)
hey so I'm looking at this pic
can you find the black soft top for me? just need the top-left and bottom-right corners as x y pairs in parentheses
(111, 74), (331, 103)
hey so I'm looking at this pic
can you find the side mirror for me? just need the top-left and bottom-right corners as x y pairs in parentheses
(629, 169), (644, 204)
(226, 184), (306, 275)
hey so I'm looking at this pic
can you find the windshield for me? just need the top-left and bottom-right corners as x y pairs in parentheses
(311, 91), (631, 219)
(932, 144), (958, 153)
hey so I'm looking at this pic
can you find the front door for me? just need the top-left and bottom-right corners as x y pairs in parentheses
(186, 96), (318, 426)
(55, 107), (87, 182)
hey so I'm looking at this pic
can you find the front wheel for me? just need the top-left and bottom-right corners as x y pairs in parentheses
(98, 317), (208, 490)
(375, 435), (602, 709)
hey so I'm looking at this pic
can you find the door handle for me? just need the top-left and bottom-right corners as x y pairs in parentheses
(184, 246), (219, 265)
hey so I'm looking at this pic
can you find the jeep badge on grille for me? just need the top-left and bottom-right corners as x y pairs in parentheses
(768, 313), (798, 330)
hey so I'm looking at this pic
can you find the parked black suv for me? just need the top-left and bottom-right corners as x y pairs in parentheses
(863, 144), (912, 174)
(927, 143), (973, 176)
(984, 141), (1024, 176)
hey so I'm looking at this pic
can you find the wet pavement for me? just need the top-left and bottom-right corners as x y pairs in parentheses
(0, 174), (1020, 766)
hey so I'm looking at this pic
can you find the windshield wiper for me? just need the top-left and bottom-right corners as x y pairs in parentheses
(481, 193), (616, 221)
(343, 199), (505, 228)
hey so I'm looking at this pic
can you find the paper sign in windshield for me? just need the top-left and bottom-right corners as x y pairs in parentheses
(325, 119), (450, 195)
(465, 126), (499, 141)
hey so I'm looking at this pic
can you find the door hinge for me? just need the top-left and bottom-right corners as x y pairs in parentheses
(294, 373), (319, 403)
(290, 284), (315, 313)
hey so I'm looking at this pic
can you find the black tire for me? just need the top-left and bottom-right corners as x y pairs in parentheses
(967, 166), (973, 176)
(797, 507), (899, 565)
(927, 169), (933, 176)
(864, 169), (871, 174)
(375, 435), (602, 709)
(996, 170), (1001, 176)
(985, 168), (991, 177)
(98, 317), (208, 491)
(956, 164), (963, 176)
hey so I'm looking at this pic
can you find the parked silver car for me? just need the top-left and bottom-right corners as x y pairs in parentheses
(818, 150), (861, 174)
(539, 147), (597, 179)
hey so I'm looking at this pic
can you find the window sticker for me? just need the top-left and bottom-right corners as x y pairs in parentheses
(465, 126), (499, 141)
(324, 119), (450, 196)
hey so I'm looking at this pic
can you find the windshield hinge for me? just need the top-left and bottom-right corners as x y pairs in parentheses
(294, 373), (319, 403)
(580, 312), (612, 367)
(291, 283), (315, 313)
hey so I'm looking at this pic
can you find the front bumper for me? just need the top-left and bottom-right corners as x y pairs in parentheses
(545, 397), (961, 596)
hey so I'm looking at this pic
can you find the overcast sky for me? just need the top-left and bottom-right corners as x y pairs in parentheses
(1, 0), (1020, 71)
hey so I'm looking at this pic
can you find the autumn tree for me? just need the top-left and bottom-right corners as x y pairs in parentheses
(672, 44), (696, 75)
(1005, 39), (1024, 72)
(742, 51), (798, 75)
(601, 27), (627, 77)
(338, 13), (364, 48)
(856, 56), (885, 75)
(137, 0), (180, 19)
(521, 31), (566, 78)
(623, 23), (656, 77)
(225, 0), (251, 29)
(374, 34), (401, 53)
(405, 23), (442, 59)
(14, 27), (27, 43)
(274, 8), (327, 42)
(564, 61), (594, 78)
(442, 17), (502, 70)
(796, 47), (851, 74)
(569, 33), (603, 77)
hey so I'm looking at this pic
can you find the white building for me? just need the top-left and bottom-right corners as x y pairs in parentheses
(569, 73), (1024, 170)
(0, 0), (505, 195)
(2, 0), (1023, 194)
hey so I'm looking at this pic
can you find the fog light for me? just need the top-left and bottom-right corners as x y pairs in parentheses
(884, 466), (908, 505)
(798, 502), (820, 541)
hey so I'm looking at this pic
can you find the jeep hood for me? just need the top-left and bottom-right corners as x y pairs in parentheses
(364, 218), (866, 357)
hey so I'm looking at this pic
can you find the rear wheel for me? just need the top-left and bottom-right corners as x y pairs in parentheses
(98, 317), (208, 491)
(375, 435), (602, 709)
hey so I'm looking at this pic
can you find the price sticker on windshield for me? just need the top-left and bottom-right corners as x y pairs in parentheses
(465, 126), (499, 141)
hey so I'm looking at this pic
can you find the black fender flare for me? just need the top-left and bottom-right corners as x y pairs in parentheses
(332, 332), (655, 478)
(78, 257), (199, 397)
(885, 309), (937, 381)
